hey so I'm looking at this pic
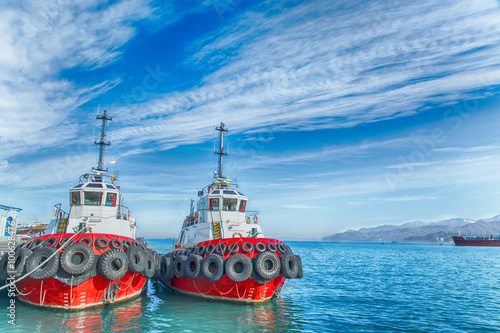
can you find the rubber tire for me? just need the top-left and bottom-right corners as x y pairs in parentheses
(196, 244), (206, 256)
(126, 246), (146, 273)
(98, 249), (128, 280)
(95, 237), (109, 250)
(280, 252), (299, 279)
(189, 246), (197, 254)
(0, 253), (8, 280)
(201, 254), (225, 282)
(160, 255), (174, 283)
(59, 237), (75, 247)
(185, 254), (202, 279)
(241, 242), (253, 253)
(250, 270), (270, 284)
(43, 237), (58, 248)
(77, 237), (92, 246)
(141, 252), (155, 279)
(296, 255), (304, 279)
(31, 238), (45, 249)
(228, 243), (239, 254)
(206, 243), (216, 255)
(12, 248), (32, 278)
(60, 243), (95, 275)
(253, 251), (281, 280)
(26, 246), (60, 280)
(173, 255), (187, 279)
(225, 253), (252, 282)
(110, 238), (123, 250)
(122, 239), (132, 251)
(277, 243), (286, 254)
(215, 243), (227, 256)
(255, 242), (266, 253)
(267, 242), (277, 253)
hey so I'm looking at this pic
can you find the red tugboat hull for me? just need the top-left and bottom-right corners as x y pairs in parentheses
(13, 233), (148, 310)
(163, 238), (297, 304)
(453, 236), (500, 246)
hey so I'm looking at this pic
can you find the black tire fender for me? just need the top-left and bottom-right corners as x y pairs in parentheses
(43, 237), (58, 248)
(185, 254), (202, 279)
(59, 237), (74, 247)
(60, 243), (95, 275)
(206, 243), (216, 255)
(196, 244), (206, 256)
(253, 251), (281, 280)
(280, 252), (299, 279)
(296, 255), (304, 279)
(173, 255), (187, 279)
(12, 248), (32, 278)
(98, 249), (128, 280)
(267, 242), (277, 253)
(126, 246), (146, 273)
(241, 242), (253, 253)
(225, 253), (252, 282)
(215, 243), (227, 256)
(160, 255), (174, 283)
(141, 252), (155, 279)
(110, 238), (123, 250)
(255, 242), (266, 253)
(77, 237), (92, 246)
(201, 254), (225, 282)
(95, 237), (109, 250)
(277, 242), (286, 254)
(228, 243), (239, 254)
(26, 246), (60, 280)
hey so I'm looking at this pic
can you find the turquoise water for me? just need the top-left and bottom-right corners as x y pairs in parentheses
(1, 241), (500, 332)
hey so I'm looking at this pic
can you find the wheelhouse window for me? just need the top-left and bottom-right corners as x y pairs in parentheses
(84, 191), (102, 205)
(223, 198), (237, 211)
(239, 200), (247, 212)
(70, 192), (81, 206)
(105, 192), (117, 207)
(209, 198), (220, 211)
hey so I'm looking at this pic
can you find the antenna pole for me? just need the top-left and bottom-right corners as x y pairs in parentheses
(94, 110), (112, 173)
(215, 122), (228, 179)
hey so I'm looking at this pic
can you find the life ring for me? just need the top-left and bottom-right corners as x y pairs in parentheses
(110, 238), (123, 250)
(98, 249), (128, 280)
(60, 243), (95, 275)
(280, 252), (299, 279)
(241, 242), (253, 253)
(253, 251), (281, 280)
(141, 252), (156, 279)
(246, 217), (251, 224)
(253, 215), (259, 224)
(95, 237), (109, 250)
(173, 255), (187, 279)
(232, 232), (243, 238)
(255, 242), (266, 253)
(194, 212), (199, 221)
(215, 243), (227, 255)
(228, 243), (239, 254)
(267, 242), (277, 252)
(185, 254), (203, 279)
(225, 254), (252, 282)
(208, 185), (213, 194)
(12, 248), (32, 278)
(126, 246), (146, 273)
(201, 254), (224, 282)
(26, 246), (60, 280)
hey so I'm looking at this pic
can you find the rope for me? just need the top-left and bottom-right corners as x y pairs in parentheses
(213, 282), (234, 296)
(14, 283), (32, 296)
(39, 280), (47, 306)
(0, 226), (89, 291)
(191, 278), (213, 295)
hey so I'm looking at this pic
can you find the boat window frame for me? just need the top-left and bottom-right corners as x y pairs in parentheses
(83, 191), (102, 206)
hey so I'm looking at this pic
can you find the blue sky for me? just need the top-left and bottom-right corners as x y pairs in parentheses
(1, 0), (500, 239)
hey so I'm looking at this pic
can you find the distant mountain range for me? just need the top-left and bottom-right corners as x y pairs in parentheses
(323, 215), (500, 243)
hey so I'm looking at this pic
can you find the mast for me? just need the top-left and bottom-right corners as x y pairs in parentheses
(214, 122), (228, 179)
(92, 110), (112, 174)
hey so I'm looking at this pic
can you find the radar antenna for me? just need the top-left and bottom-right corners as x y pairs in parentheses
(214, 122), (228, 179)
(92, 110), (112, 174)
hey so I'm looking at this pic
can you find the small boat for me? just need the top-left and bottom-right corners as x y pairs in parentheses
(452, 236), (500, 246)
(16, 219), (48, 237)
(0, 110), (157, 310)
(154, 123), (303, 304)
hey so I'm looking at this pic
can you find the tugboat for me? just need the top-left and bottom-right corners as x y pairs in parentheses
(155, 123), (303, 304)
(0, 111), (156, 309)
(452, 235), (500, 246)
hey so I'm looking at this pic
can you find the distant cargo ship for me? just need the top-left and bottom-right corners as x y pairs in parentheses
(452, 236), (500, 246)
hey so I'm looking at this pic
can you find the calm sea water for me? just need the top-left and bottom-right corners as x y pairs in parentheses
(1, 241), (500, 332)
